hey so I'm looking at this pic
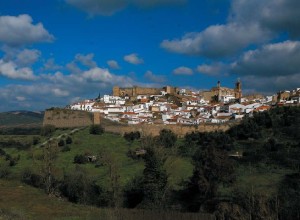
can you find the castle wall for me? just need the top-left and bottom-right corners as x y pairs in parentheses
(104, 123), (236, 137)
(135, 87), (161, 95)
(43, 109), (94, 128)
(113, 86), (161, 97)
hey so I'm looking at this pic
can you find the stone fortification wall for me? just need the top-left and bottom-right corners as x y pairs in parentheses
(43, 109), (94, 128)
(104, 123), (235, 137)
(113, 86), (161, 97)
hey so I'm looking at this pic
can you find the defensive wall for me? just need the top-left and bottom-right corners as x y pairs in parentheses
(43, 109), (236, 135)
(104, 122), (236, 137)
(43, 109), (101, 128)
(113, 86), (161, 97)
(113, 86), (179, 97)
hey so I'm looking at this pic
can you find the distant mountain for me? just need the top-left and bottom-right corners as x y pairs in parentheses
(0, 110), (44, 128)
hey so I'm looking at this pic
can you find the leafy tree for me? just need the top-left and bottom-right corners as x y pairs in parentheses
(40, 140), (59, 195)
(183, 145), (235, 212)
(123, 175), (144, 208)
(97, 149), (121, 207)
(158, 129), (177, 148)
(142, 147), (168, 208)
(60, 166), (101, 205)
(89, 124), (104, 135)
(278, 173), (300, 219)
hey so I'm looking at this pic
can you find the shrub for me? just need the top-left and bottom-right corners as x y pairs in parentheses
(74, 154), (88, 164)
(58, 139), (65, 147)
(60, 167), (105, 205)
(158, 129), (177, 148)
(0, 163), (11, 179)
(124, 131), (141, 143)
(66, 136), (73, 144)
(21, 168), (43, 188)
(0, 148), (6, 156)
(32, 136), (41, 145)
(89, 125), (104, 135)
(61, 145), (71, 152)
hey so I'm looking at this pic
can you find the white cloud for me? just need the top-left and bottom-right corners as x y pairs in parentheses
(173, 66), (193, 75)
(66, 0), (186, 16)
(16, 49), (41, 66)
(231, 41), (300, 77)
(144, 70), (166, 83)
(124, 53), (144, 65)
(229, 0), (300, 37)
(107, 60), (120, 69)
(197, 63), (228, 76)
(43, 58), (62, 71)
(75, 53), (97, 68)
(0, 59), (36, 80)
(241, 73), (300, 94)
(16, 96), (26, 101)
(161, 23), (270, 58)
(0, 14), (54, 46)
(52, 88), (70, 97)
(161, 0), (300, 58)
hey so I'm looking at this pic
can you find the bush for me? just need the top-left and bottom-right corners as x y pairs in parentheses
(158, 129), (177, 148)
(60, 167), (104, 205)
(124, 131), (141, 143)
(74, 154), (88, 164)
(21, 168), (43, 188)
(32, 136), (40, 145)
(89, 125), (104, 135)
(0, 163), (11, 179)
(61, 145), (71, 152)
(58, 139), (65, 147)
(0, 148), (6, 156)
(66, 136), (73, 144)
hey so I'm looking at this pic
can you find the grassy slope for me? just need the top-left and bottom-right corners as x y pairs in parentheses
(1, 128), (192, 190)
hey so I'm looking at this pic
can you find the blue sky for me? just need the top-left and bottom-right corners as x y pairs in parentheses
(0, 0), (299, 111)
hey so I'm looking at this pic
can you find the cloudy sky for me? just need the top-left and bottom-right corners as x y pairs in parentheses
(0, 0), (299, 111)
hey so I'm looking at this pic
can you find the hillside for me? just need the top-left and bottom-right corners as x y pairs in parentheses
(0, 106), (299, 219)
(0, 111), (44, 128)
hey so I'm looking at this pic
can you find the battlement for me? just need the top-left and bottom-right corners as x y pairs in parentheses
(112, 85), (179, 97)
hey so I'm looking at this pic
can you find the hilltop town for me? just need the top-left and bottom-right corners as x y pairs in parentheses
(67, 81), (300, 125)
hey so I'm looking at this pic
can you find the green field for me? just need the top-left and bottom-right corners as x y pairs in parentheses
(0, 128), (193, 190)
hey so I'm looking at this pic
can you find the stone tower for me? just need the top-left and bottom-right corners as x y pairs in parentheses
(217, 81), (221, 102)
(234, 79), (242, 99)
(113, 86), (120, 96)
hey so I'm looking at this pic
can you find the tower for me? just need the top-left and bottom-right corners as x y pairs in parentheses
(217, 81), (221, 102)
(234, 79), (242, 99)
(113, 86), (120, 96)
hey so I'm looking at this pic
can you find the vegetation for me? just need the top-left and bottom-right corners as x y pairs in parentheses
(0, 106), (299, 219)
(89, 124), (105, 135)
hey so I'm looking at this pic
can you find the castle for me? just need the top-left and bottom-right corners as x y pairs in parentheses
(199, 80), (242, 102)
(113, 81), (242, 103)
(113, 85), (179, 97)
